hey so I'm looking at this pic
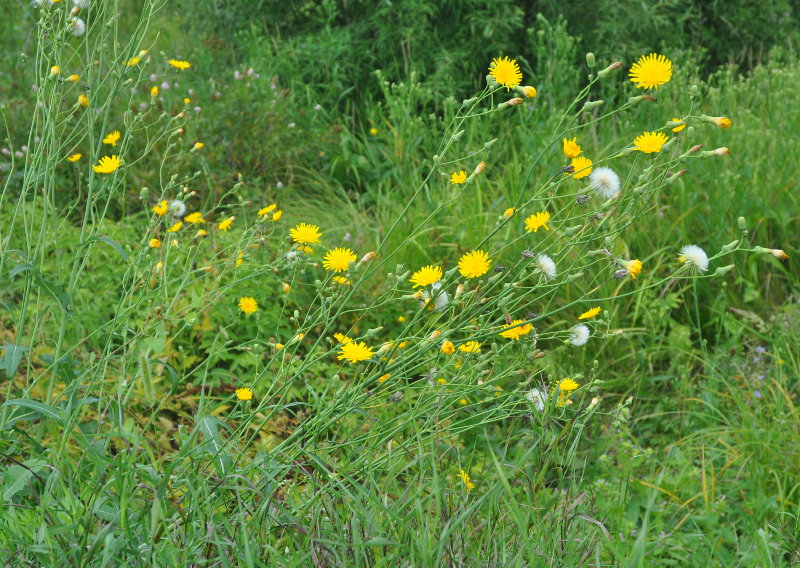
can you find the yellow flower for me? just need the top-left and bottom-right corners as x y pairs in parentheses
(196, 229), (208, 238)
(67, 153), (81, 162)
(65, 74), (79, 82)
(238, 296), (258, 315)
(397, 316), (406, 322)
(151, 86), (159, 96)
(563, 137), (582, 159)
(503, 208), (515, 219)
(167, 221), (182, 233)
(626, 259), (643, 279)
(193, 142), (204, 151)
(629, 53), (672, 90)
(218, 217), (234, 231)
(458, 250), (491, 279)
(522, 86), (537, 98)
(333, 276), (351, 286)
(437, 378), (447, 385)
(441, 340), (455, 355)
(458, 341), (482, 353)
(272, 210), (283, 221)
(124, 57), (141, 67)
(49, 66), (60, 78)
(410, 265), (443, 287)
(524, 211), (550, 233)
(168, 59), (191, 70)
(185, 212), (205, 224)
(338, 341), (375, 364)
(282, 282), (291, 293)
(78, 94), (89, 107)
(378, 373), (390, 383)
(450, 171), (467, 184)
(552, 378), (580, 407)
(258, 204), (277, 218)
(152, 200), (168, 216)
(489, 56), (522, 90)
(578, 307), (601, 320)
(289, 222), (322, 245)
(633, 131), (669, 154)
(458, 469), (475, 492)
(235, 387), (253, 401)
(571, 156), (593, 179)
(93, 155), (121, 174)
(499, 320), (533, 340)
(103, 130), (121, 146)
(323, 247), (357, 272)
(148, 238), (161, 249)
(183, 98), (190, 104)
(237, 251), (244, 266)
(669, 118), (686, 133)
(369, 127), (378, 135)
(334, 333), (352, 344)
(705, 115), (732, 129)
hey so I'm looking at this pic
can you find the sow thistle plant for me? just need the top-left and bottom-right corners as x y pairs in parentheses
(0, 1), (791, 559)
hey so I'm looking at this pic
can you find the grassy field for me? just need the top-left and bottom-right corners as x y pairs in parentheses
(1, 1), (799, 566)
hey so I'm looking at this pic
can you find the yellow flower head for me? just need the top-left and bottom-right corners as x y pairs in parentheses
(167, 221), (182, 233)
(238, 296), (258, 315)
(289, 222), (322, 245)
(499, 319), (533, 340)
(196, 229), (208, 238)
(151, 86), (159, 96)
(669, 118), (686, 133)
(489, 56), (523, 90)
(571, 156), (593, 179)
(323, 247), (357, 272)
(458, 469), (475, 492)
(458, 250), (491, 279)
(168, 59), (191, 70)
(152, 200), (168, 216)
(93, 155), (121, 174)
(522, 86), (537, 98)
(338, 341), (375, 364)
(78, 94), (89, 107)
(258, 204), (277, 218)
(333, 276), (351, 286)
(633, 131), (669, 154)
(124, 57), (141, 67)
(503, 208), (515, 219)
(563, 137), (582, 159)
(103, 130), (121, 147)
(218, 217), (234, 231)
(67, 153), (81, 162)
(272, 210), (283, 221)
(369, 127), (378, 135)
(524, 211), (550, 233)
(578, 307), (601, 320)
(626, 259), (643, 279)
(148, 238), (161, 249)
(235, 387), (253, 401)
(450, 171), (467, 184)
(441, 340), (455, 355)
(185, 212), (205, 224)
(50, 66), (60, 78)
(552, 378), (580, 406)
(65, 74), (79, 82)
(410, 265), (443, 288)
(629, 53), (672, 90)
(334, 332), (352, 344)
(458, 341), (482, 353)
(193, 142), (204, 151)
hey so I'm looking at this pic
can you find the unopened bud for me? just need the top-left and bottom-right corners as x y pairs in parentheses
(666, 169), (688, 184)
(451, 130), (465, 141)
(359, 251), (376, 265)
(713, 264), (736, 277)
(498, 97), (524, 109)
(455, 284), (465, 297)
(612, 269), (628, 279)
(461, 97), (478, 108)
(473, 161), (486, 176)
(689, 144), (704, 154)
(720, 240), (739, 253)
(628, 94), (657, 106)
(597, 61), (623, 79)
(586, 52), (596, 68)
(486, 74), (498, 88)
(581, 100), (604, 112)
(139, 187), (150, 200)
(49, 65), (60, 78)
(522, 86), (537, 98)
(700, 115), (732, 129)
(483, 138), (498, 150)
(429, 330), (442, 339)
(770, 249), (789, 260)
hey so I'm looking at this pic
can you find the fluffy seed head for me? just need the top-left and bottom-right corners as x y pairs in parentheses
(678, 244), (709, 272)
(589, 167), (621, 199)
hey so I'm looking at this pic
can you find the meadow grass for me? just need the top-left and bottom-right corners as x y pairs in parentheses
(0, 1), (799, 567)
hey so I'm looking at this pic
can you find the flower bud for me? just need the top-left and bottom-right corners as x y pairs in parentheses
(454, 284), (464, 298)
(432, 155), (441, 165)
(770, 249), (789, 260)
(713, 264), (735, 277)
(49, 66), (60, 79)
(483, 138), (498, 150)
(461, 97), (478, 108)
(627, 94), (657, 106)
(581, 100), (604, 112)
(586, 52), (596, 68)
(688, 144), (704, 154)
(486, 74), (498, 88)
(498, 97), (524, 109)
(597, 61), (623, 79)
(359, 251), (376, 266)
(451, 130), (465, 141)
(502, 208), (515, 219)
(151, 86), (159, 97)
(700, 115), (732, 129)
(720, 240), (739, 253)
(666, 169), (688, 184)
(522, 86), (537, 98)
(472, 161), (486, 176)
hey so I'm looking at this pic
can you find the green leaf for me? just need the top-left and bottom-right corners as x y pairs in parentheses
(96, 236), (128, 260)
(8, 263), (34, 278)
(2, 399), (65, 425)
(1, 344), (28, 377)
(197, 415), (231, 475)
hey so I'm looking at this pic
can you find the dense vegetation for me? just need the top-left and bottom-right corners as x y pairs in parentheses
(0, 1), (798, 566)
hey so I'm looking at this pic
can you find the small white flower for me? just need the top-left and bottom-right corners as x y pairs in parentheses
(537, 254), (557, 280)
(431, 281), (449, 312)
(589, 166), (621, 199)
(679, 244), (709, 273)
(569, 324), (590, 346)
(169, 199), (187, 217)
(526, 388), (548, 412)
(69, 18), (86, 36)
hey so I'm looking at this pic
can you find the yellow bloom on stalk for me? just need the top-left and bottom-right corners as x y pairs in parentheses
(218, 217), (234, 231)
(499, 320), (533, 340)
(152, 200), (168, 216)
(458, 469), (475, 492)
(337, 341), (375, 364)
(78, 94), (89, 107)
(167, 221), (182, 233)
(238, 296), (258, 315)
(92, 155), (121, 174)
(103, 130), (121, 146)
(552, 378), (579, 407)
(67, 153), (81, 162)
(66, 74), (79, 82)
(323, 247), (357, 272)
(369, 127), (378, 135)
(185, 212), (205, 224)
(193, 142), (204, 151)
(258, 204), (277, 218)
(669, 118), (686, 133)
(522, 86), (537, 98)
(272, 210), (283, 221)
(282, 282), (291, 293)
(237, 251), (244, 266)
(124, 57), (141, 67)
(334, 332), (352, 344)
(410, 265), (443, 287)
(503, 208), (515, 219)
(524, 211), (550, 233)
(151, 86), (159, 97)
(450, 171), (467, 184)
(148, 238), (161, 249)
(458, 250), (491, 279)
(196, 229), (208, 238)
(562, 137), (582, 159)
(235, 387), (253, 401)
(626, 259), (643, 279)
(458, 341), (482, 353)
(578, 307), (601, 320)
(633, 131), (669, 154)
(49, 66), (60, 78)
(571, 156), (593, 179)
(378, 373), (390, 383)
(710, 116), (732, 129)
(333, 276), (351, 286)
(168, 59), (191, 70)
(628, 53), (672, 90)
(441, 340), (455, 355)
(489, 56), (523, 90)
(289, 222), (322, 245)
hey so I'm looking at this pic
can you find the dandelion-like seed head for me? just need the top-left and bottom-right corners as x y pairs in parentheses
(629, 53), (672, 90)
(69, 17), (85, 36)
(633, 131), (669, 154)
(678, 244), (709, 273)
(488, 56), (523, 90)
(589, 167), (621, 199)
(169, 199), (186, 217)
(524, 211), (550, 233)
(526, 388), (548, 412)
(458, 250), (491, 279)
(569, 325), (590, 346)
(410, 265), (443, 287)
(570, 156), (593, 179)
(323, 247), (357, 272)
(536, 254), (557, 280)
(338, 341), (375, 364)
(289, 222), (322, 245)
(238, 296), (258, 315)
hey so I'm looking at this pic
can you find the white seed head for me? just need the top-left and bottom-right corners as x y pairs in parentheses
(536, 254), (557, 280)
(569, 324), (590, 346)
(589, 166), (621, 199)
(69, 18), (86, 36)
(169, 199), (187, 217)
(679, 244), (709, 272)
